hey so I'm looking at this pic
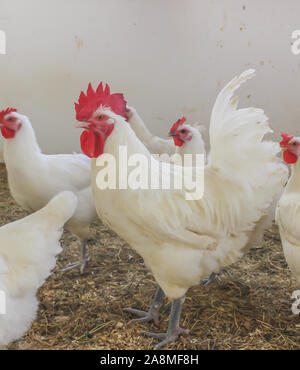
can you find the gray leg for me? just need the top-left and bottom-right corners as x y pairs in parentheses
(124, 286), (164, 326)
(142, 296), (189, 349)
(202, 272), (218, 286)
(80, 240), (88, 274)
(61, 239), (89, 274)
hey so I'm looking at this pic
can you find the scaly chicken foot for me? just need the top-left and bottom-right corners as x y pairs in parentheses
(61, 239), (89, 274)
(142, 296), (189, 350)
(124, 286), (164, 326)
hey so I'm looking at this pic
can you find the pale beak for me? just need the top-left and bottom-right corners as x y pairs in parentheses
(75, 121), (89, 129)
(168, 131), (176, 137)
(280, 144), (289, 151)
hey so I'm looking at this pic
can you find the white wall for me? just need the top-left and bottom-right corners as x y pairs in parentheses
(0, 0), (300, 154)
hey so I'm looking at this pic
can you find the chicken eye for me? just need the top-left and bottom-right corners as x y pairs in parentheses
(7, 117), (14, 122)
(292, 142), (298, 147)
(180, 129), (186, 134)
(97, 115), (105, 120)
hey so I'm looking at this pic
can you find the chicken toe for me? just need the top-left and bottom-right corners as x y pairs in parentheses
(142, 327), (189, 350)
(61, 239), (89, 274)
(202, 272), (218, 286)
(141, 297), (189, 349)
(124, 286), (164, 326)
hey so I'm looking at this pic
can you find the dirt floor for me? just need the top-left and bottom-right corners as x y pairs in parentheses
(0, 164), (299, 350)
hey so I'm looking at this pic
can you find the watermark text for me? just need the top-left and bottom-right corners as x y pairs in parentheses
(0, 30), (6, 55)
(291, 30), (300, 55)
(95, 147), (205, 200)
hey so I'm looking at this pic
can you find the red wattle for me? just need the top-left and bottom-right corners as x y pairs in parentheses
(1, 127), (16, 139)
(283, 150), (298, 164)
(173, 136), (184, 147)
(80, 129), (104, 158)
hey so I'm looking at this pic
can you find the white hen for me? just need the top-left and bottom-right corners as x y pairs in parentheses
(168, 117), (206, 161)
(76, 70), (287, 349)
(0, 191), (77, 346)
(276, 134), (300, 286)
(0, 109), (97, 273)
(127, 108), (206, 168)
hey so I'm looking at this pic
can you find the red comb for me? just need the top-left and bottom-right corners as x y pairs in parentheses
(280, 133), (294, 147)
(75, 82), (127, 121)
(0, 108), (17, 122)
(170, 117), (187, 132)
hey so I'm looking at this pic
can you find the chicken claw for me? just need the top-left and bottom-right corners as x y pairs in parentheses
(142, 297), (189, 350)
(142, 327), (189, 350)
(124, 308), (160, 326)
(61, 239), (89, 274)
(124, 286), (164, 326)
(202, 272), (218, 286)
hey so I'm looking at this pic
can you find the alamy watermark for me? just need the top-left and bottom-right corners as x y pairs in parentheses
(291, 30), (300, 55)
(0, 30), (6, 55)
(95, 147), (205, 200)
(0, 290), (6, 314)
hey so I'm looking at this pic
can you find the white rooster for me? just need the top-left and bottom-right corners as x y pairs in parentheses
(0, 108), (97, 273)
(75, 70), (287, 349)
(0, 191), (77, 346)
(276, 133), (300, 286)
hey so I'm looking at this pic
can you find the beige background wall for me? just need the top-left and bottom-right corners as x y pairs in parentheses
(0, 0), (300, 155)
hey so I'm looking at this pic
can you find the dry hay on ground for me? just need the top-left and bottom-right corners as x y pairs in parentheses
(0, 164), (298, 350)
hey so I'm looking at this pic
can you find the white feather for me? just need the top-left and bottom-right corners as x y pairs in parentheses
(127, 106), (176, 155)
(0, 191), (77, 346)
